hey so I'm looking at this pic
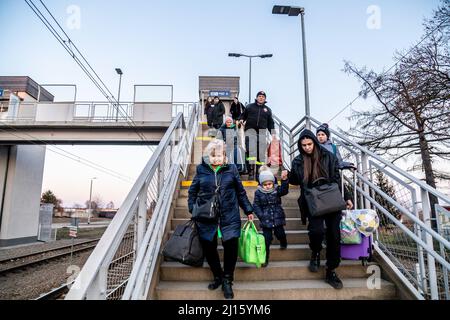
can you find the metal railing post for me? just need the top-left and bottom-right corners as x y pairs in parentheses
(421, 188), (439, 299)
(136, 185), (148, 256)
(86, 265), (108, 299)
(360, 152), (371, 209)
(412, 189), (428, 295)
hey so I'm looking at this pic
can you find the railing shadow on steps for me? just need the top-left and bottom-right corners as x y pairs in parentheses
(65, 102), (200, 300)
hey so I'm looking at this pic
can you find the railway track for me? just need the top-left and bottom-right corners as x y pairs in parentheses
(0, 239), (100, 275)
(35, 282), (72, 300)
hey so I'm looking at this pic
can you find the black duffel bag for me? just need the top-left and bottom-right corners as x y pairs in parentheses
(304, 178), (347, 217)
(162, 219), (204, 267)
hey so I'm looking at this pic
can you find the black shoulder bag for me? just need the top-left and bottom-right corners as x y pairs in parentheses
(192, 173), (221, 222)
(304, 177), (346, 217)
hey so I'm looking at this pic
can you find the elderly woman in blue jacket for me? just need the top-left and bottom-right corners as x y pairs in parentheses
(188, 139), (254, 299)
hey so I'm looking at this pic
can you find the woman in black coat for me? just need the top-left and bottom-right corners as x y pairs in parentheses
(188, 139), (254, 299)
(288, 129), (353, 290)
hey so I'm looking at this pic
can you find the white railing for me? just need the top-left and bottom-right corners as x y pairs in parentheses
(272, 115), (450, 300)
(0, 101), (185, 123)
(65, 102), (200, 300)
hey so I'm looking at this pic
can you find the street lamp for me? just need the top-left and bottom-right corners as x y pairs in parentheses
(87, 177), (97, 225)
(272, 5), (311, 129)
(115, 68), (123, 122)
(228, 53), (273, 105)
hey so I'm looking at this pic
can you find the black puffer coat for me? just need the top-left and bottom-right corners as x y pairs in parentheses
(239, 101), (274, 133)
(188, 159), (253, 242)
(253, 179), (289, 228)
(208, 102), (225, 127)
(288, 129), (350, 225)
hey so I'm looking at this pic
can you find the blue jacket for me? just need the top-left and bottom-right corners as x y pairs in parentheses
(253, 179), (289, 228)
(188, 159), (253, 242)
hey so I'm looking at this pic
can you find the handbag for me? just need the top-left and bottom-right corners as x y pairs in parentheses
(238, 221), (266, 268)
(192, 174), (221, 222)
(304, 178), (347, 217)
(162, 219), (204, 267)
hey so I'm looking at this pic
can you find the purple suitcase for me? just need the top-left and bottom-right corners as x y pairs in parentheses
(340, 234), (371, 265)
(339, 166), (372, 265)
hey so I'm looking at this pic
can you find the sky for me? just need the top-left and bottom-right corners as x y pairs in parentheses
(0, 0), (446, 206)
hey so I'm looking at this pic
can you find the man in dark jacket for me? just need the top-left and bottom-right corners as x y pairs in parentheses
(239, 91), (275, 180)
(288, 129), (353, 290)
(210, 96), (225, 129)
(230, 97), (245, 122)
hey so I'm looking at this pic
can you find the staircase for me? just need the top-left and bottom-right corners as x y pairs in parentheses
(154, 122), (397, 300)
(65, 103), (450, 301)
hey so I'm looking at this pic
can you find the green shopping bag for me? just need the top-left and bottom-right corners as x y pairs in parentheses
(238, 221), (266, 268)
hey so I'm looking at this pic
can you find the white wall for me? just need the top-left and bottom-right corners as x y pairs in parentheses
(133, 103), (172, 122)
(35, 103), (74, 121)
(0, 145), (46, 246)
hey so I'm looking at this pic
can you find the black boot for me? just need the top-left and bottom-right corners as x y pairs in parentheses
(280, 238), (288, 250)
(325, 268), (343, 289)
(262, 251), (269, 267)
(208, 276), (222, 290)
(248, 165), (255, 180)
(222, 275), (234, 299)
(308, 251), (320, 273)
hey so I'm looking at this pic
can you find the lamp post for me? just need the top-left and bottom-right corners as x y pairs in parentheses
(228, 53), (273, 105)
(87, 177), (97, 225)
(272, 5), (311, 129)
(115, 68), (123, 122)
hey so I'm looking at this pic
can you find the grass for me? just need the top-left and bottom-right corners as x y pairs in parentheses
(56, 227), (107, 240)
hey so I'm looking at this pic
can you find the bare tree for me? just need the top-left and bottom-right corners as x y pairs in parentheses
(343, 1), (450, 225)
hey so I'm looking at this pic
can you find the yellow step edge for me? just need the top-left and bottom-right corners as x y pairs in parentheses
(199, 121), (208, 125)
(196, 137), (213, 141)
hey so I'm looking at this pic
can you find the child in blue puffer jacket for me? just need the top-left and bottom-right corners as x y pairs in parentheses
(253, 167), (289, 267)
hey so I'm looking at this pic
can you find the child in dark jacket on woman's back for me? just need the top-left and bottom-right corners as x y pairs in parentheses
(253, 167), (289, 267)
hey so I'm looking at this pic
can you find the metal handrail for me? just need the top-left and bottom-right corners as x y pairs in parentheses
(122, 101), (200, 299)
(274, 114), (450, 300)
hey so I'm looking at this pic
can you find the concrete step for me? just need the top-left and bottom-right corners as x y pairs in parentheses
(160, 260), (373, 282)
(156, 278), (396, 300)
(176, 197), (300, 208)
(171, 218), (306, 231)
(163, 244), (321, 261)
(177, 188), (301, 200)
(173, 207), (301, 219)
(168, 229), (309, 245)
